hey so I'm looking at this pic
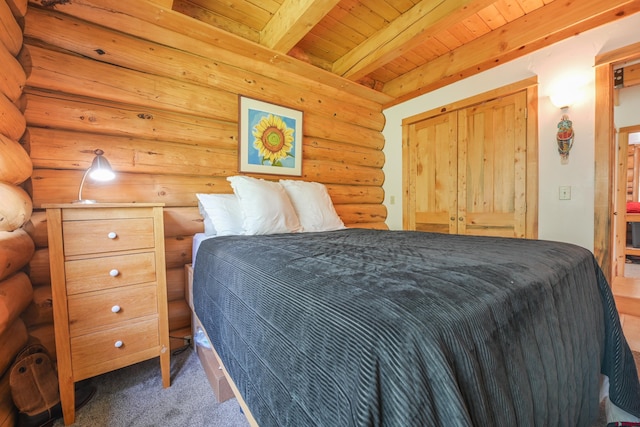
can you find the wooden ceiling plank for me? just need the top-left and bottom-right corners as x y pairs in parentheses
(296, 33), (349, 62)
(172, 0), (260, 42)
(383, 0), (640, 104)
(325, 3), (377, 40)
(187, 0), (271, 29)
(333, 0), (495, 81)
(461, 12), (492, 37)
(493, 0), (525, 22)
(433, 30), (463, 51)
(243, 0), (282, 14)
(384, 0), (416, 13)
(367, 66), (399, 83)
(412, 38), (448, 59)
(447, 20), (481, 44)
(361, 0), (403, 21)
(302, 17), (356, 59)
(260, 0), (340, 52)
(477, 4), (508, 30)
(342, 0), (387, 30)
(149, 0), (174, 8)
(515, 0), (545, 14)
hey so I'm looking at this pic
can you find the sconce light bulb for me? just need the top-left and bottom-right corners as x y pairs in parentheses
(550, 89), (576, 110)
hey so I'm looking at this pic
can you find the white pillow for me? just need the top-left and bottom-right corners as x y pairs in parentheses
(279, 180), (345, 232)
(195, 193), (244, 236)
(227, 176), (302, 235)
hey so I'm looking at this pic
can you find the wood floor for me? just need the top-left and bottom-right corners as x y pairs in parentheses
(613, 258), (640, 352)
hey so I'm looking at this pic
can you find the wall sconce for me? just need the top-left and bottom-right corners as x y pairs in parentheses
(73, 149), (116, 204)
(550, 90), (575, 165)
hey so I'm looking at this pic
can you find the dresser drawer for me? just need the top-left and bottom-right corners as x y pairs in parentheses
(71, 317), (159, 378)
(62, 218), (155, 256)
(68, 284), (158, 336)
(65, 252), (156, 295)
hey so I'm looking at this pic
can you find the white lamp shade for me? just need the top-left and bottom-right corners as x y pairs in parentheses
(88, 153), (115, 181)
(549, 89), (576, 109)
(73, 149), (116, 203)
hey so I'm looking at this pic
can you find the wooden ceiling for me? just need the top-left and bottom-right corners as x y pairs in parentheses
(171, 0), (640, 105)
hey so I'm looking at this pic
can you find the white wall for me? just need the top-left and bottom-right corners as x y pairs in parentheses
(383, 13), (640, 251)
(617, 84), (640, 128)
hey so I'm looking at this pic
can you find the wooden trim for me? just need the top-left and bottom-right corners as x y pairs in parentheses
(594, 63), (615, 280)
(596, 41), (640, 66)
(45, 207), (76, 424)
(616, 128), (630, 278)
(153, 206), (171, 388)
(526, 84), (539, 238)
(401, 76), (538, 125)
(619, 63), (640, 89)
(401, 121), (412, 230)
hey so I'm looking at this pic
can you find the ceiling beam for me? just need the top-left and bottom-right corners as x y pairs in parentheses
(260, 0), (340, 53)
(382, 0), (640, 105)
(333, 0), (493, 81)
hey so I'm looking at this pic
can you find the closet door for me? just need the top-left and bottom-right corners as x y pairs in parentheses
(408, 111), (457, 233)
(458, 91), (527, 237)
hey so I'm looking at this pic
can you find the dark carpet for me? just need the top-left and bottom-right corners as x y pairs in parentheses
(52, 346), (249, 427)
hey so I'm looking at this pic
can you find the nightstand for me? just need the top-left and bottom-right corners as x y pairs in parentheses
(44, 203), (170, 425)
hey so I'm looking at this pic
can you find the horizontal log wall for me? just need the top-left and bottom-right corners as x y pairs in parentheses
(19, 0), (388, 369)
(0, 0), (30, 425)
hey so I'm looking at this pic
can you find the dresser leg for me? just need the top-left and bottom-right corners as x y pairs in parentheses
(60, 380), (76, 425)
(160, 346), (171, 388)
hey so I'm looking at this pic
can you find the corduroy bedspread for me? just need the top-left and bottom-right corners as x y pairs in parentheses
(193, 229), (640, 426)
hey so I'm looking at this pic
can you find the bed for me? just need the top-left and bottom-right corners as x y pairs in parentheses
(192, 228), (640, 426)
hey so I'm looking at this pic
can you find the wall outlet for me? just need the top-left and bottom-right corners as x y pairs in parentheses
(559, 186), (571, 200)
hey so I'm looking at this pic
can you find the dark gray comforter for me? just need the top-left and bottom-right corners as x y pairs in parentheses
(193, 229), (640, 426)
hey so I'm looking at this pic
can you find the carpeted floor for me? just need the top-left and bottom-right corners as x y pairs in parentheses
(52, 347), (639, 426)
(52, 345), (249, 427)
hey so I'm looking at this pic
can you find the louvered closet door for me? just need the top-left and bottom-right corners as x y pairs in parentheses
(410, 111), (458, 233)
(457, 91), (527, 237)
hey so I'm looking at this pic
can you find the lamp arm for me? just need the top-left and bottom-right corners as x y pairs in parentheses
(77, 167), (92, 202)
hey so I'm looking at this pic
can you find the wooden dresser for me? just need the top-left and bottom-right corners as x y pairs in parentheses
(44, 203), (170, 425)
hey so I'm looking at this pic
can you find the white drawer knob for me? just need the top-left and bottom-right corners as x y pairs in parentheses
(114, 340), (123, 348)
(111, 305), (121, 313)
(107, 232), (117, 239)
(109, 269), (119, 277)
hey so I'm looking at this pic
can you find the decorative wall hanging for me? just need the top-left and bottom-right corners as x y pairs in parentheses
(556, 113), (574, 165)
(239, 96), (303, 176)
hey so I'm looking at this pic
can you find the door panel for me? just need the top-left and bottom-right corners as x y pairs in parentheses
(458, 92), (527, 237)
(411, 112), (457, 233)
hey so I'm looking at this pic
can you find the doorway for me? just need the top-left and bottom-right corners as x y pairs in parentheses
(593, 42), (640, 283)
(615, 127), (640, 281)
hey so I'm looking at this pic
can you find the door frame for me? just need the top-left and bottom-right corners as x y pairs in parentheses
(614, 126), (640, 279)
(401, 77), (539, 238)
(594, 41), (640, 283)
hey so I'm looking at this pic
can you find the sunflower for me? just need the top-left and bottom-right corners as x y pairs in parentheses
(252, 114), (295, 166)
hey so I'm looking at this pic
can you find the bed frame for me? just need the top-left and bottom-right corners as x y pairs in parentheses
(185, 264), (258, 426)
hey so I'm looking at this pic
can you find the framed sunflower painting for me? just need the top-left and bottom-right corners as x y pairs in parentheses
(238, 96), (303, 176)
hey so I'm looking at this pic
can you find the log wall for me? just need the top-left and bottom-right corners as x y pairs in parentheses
(8, 0), (388, 408)
(0, 0), (31, 424)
